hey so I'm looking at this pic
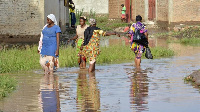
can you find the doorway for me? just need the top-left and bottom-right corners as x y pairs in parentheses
(148, 0), (156, 21)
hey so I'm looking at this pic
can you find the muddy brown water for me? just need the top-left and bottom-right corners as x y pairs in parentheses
(1, 38), (200, 112)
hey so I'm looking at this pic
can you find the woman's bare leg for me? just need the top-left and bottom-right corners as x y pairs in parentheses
(79, 62), (83, 69)
(135, 57), (141, 68)
(82, 60), (86, 69)
(88, 62), (95, 72)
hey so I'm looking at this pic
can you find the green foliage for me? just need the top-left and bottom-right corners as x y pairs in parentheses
(97, 45), (174, 63)
(75, 8), (84, 20)
(172, 27), (200, 38)
(59, 46), (77, 67)
(184, 76), (193, 82)
(0, 75), (17, 99)
(164, 27), (200, 46)
(89, 9), (96, 19)
(0, 47), (41, 73)
(97, 45), (134, 63)
(180, 38), (200, 46)
(96, 15), (127, 31)
(75, 8), (84, 25)
(75, 10), (128, 31)
(150, 47), (175, 58)
(0, 45), (174, 73)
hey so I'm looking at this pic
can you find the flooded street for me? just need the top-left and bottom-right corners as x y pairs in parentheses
(1, 39), (200, 112)
(58, 53), (200, 112)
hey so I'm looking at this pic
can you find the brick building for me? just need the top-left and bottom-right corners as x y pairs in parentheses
(109, 0), (200, 24)
(0, 0), (69, 37)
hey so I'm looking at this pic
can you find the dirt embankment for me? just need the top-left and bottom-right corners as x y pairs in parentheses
(0, 34), (40, 43)
(185, 70), (200, 86)
(0, 34), (41, 50)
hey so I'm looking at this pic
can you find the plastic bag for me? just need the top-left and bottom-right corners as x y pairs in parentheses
(145, 47), (153, 59)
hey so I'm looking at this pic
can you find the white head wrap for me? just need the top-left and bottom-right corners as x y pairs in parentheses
(47, 14), (57, 25)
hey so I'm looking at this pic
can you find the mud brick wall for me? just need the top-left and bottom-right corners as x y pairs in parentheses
(171, 0), (200, 22)
(132, 0), (145, 21)
(156, 0), (168, 22)
(109, 0), (125, 19)
(0, 0), (44, 36)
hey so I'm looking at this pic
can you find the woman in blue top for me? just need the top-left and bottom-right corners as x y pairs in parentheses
(39, 14), (61, 74)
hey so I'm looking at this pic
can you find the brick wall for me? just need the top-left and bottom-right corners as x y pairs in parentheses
(0, 0), (69, 37)
(109, 0), (125, 19)
(156, 0), (168, 21)
(0, 0), (44, 35)
(171, 0), (200, 22)
(132, 0), (145, 21)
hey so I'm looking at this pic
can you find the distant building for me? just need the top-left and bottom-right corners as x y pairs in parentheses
(73, 0), (109, 14)
(0, 0), (69, 36)
(109, 0), (200, 25)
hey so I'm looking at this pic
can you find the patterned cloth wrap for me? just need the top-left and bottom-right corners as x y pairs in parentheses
(82, 30), (106, 64)
(40, 55), (59, 73)
(76, 38), (86, 62)
(129, 22), (147, 59)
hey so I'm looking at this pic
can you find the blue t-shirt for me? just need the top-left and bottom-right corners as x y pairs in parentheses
(40, 25), (61, 57)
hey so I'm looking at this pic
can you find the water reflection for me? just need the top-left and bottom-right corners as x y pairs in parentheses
(127, 68), (149, 111)
(39, 73), (60, 112)
(76, 71), (100, 111)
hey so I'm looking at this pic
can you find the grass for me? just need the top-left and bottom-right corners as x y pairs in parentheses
(160, 27), (200, 45)
(167, 37), (200, 46)
(171, 27), (200, 38)
(75, 9), (128, 31)
(0, 75), (17, 99)
(149, 47), (175, 58)
(180, 38), (200, 45)
(96, 15), (128, 31)
(0, 45), (174, 73)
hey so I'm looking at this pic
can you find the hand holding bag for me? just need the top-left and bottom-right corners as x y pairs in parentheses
(145, 47), (153, 59)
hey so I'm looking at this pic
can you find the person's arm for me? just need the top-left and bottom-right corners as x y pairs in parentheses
(38, 32), (43, 53)
(144, 32), (148, 41)
(105, 32), (120, 37)
(55, 33), (60, 56)
(68, 34), (78, 42)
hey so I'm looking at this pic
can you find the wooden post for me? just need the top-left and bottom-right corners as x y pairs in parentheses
(125, 0), (130, 22)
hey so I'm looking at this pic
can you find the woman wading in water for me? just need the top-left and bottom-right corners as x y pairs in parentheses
(38, 14), (61, 74)
(68, 16), (89, 69)
(129, 15), (148, 68)
(81, 18), (120, 72)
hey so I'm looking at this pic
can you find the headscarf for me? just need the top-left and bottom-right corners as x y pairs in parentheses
(83, 26), (100, 46)
(47, 14), (58, 25)
(89, 18), (96, 26)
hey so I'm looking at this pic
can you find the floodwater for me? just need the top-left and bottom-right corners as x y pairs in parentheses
(1, 38), (200, 112)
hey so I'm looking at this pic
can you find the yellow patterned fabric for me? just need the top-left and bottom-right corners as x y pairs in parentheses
(83, 30), (106, 61)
